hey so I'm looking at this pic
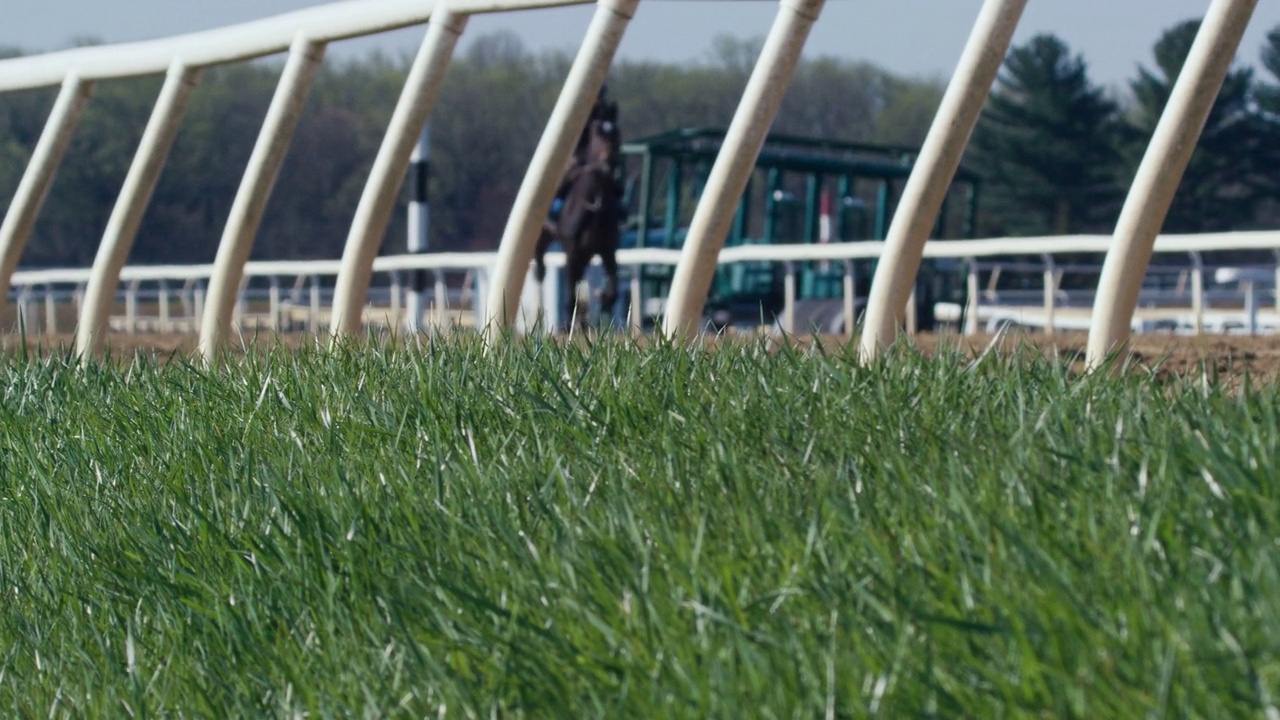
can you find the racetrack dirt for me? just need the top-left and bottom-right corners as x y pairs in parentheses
(903, 331), (1280, 382)
(4, 329), (1280, 382)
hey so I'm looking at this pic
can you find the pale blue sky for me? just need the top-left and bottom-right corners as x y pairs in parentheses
(5, 1), (1280, 90)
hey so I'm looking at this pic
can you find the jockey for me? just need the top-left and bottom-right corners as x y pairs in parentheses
(550, 85), (617, 222)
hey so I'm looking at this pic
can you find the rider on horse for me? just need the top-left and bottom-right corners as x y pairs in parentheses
(535, 84), (627, 330)
(550, 85), (620, 222)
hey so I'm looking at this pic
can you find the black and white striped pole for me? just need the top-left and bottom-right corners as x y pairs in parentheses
(406, 123), (429, 333)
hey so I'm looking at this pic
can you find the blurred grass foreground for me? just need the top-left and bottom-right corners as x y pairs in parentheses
(0, 334), (1277, 717)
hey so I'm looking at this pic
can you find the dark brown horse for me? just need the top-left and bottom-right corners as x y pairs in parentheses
(534, 106), (623, 331)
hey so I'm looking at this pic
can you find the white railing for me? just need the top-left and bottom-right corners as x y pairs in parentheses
(0, 0), (586, 91)
(13, 230), (1278, 287)
(7, 229), (1279, 340)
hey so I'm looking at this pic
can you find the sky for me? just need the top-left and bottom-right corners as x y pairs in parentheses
(4, 1), (1280, 91)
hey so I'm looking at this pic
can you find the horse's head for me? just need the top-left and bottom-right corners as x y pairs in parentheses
(586, 101), (621, 171)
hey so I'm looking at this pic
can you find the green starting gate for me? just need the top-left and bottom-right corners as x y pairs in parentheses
(620, 127), (981, 325)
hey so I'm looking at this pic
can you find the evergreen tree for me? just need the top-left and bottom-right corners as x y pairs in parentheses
(1124, 19), (1266, 233)
(1254, 25), (1280, 221)
(968, 34), (1123, 236)
(1258, 25), (1280, 114)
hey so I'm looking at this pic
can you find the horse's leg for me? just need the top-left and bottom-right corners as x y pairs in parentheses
(600, 246), (619, 330)
(534, 225), (554, 284)
(564, 250), (588, 334)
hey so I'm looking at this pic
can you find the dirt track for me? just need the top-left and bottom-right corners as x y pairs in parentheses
(906, 331), (1280, 381)
(4, 330), (1280, 381)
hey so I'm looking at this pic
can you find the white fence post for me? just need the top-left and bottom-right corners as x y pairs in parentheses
(309, 274), (321, 334)
(1042, 253), (1057, 336)
(843, 259), (856, 337)
(1190, 251), (1205, 335)
(44, 284), (57, 334)
(1087, 0), (1259, 368)
(965, 258), (981, 336)
(268, 276), (282, 331)
(1245, 279), (1258, 335)
(628, 270), (642, 335)
(434, 270), (449, 329)
(662, 0), (825, 339)
(783, 261), (797, 334)
(193, 281), (205, 332)
(474, 268), (490, 333)
(158, 279), (172, 332)
(200, 34), (326, 363)
(859, 0), (1028, 360)
(77, 59), (202, 359)
(330, 6), (468, 341)
(1273, 250), (1280, 322)
(0, 74), (93, 311)
(389, 270), (403, 329)
(125, 279), (140, 334)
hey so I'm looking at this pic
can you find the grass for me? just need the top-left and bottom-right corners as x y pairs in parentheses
(0, 332), (1278, 718)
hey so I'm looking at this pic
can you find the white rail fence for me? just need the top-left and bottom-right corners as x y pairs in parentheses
(0, 0), (1266, 368)
(7, 230), (1280, 342)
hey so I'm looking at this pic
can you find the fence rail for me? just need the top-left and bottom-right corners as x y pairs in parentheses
(9, 230), (1280, 289)
(5, 230), (1279, 340)
(0, 0), (588, 91)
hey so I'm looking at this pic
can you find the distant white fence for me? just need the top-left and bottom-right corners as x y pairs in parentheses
(0, 0), (1267, 369)
(8, 230), (1280, 342)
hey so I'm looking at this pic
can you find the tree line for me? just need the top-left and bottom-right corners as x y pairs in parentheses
(0, 35), (942, 268)
(0, 19), (1279, 269)
(970, 20), (1280, 239)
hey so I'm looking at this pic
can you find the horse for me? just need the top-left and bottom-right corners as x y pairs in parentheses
(534, 107), (624, 332)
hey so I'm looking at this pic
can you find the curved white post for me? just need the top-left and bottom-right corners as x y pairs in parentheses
(660, 0), (824, 340)
(77, 59), (202, 359)
(482, 0), (639, 342)
(0, 74), (94, 310)
(328, 7), (467, 341)
(858, 0), (1027, 359)
(1086, 0), (1258, 368)
(199, 34), (327, 363)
